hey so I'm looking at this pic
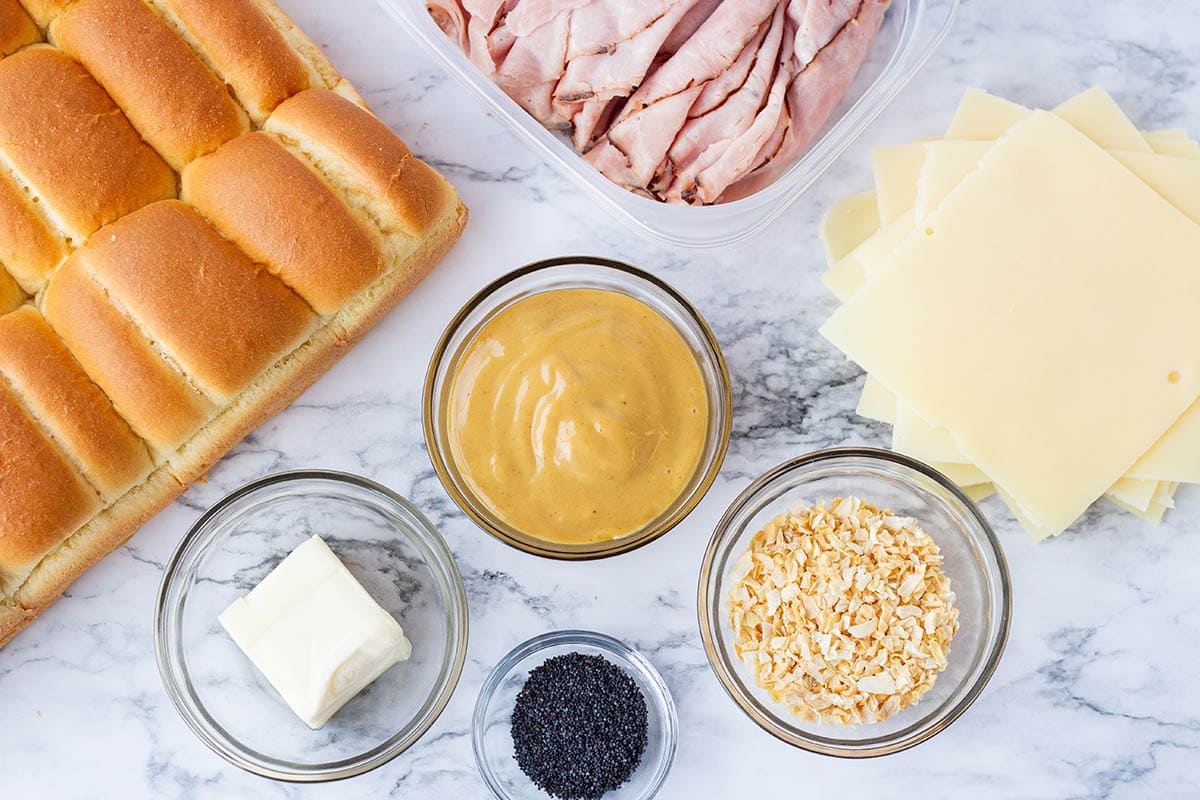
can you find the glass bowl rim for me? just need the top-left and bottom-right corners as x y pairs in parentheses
(471, 628), (680, 800)
(696, 446), (1013, 758)
(153, 468), (470, 783)
(423, 255), (733, 561)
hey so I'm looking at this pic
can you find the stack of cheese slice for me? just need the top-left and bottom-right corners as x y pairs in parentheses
(819, 87), (1200, 539)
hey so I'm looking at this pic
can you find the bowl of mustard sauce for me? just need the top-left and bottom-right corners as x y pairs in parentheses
(424, 257), (731, 559)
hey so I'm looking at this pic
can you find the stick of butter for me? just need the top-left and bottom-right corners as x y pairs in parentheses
(219, 535), (412, 729)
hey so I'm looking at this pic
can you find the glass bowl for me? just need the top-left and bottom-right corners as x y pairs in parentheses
(473, 630), (678, 800)
(697, 447), (1011, 757)
(424, 256), (732, 560)
(154, 470), (469, 782)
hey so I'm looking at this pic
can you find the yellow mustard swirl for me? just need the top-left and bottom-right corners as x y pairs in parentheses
(446, 288), (708, 544)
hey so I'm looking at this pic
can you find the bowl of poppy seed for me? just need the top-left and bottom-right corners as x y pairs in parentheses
(473, 630), (678, 800)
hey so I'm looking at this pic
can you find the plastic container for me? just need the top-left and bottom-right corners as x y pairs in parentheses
(376, 0), (958, 249)
(698, 448), (1011, 757)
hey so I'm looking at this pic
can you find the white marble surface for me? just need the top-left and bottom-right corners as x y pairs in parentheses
(4, 0), (1200, 797)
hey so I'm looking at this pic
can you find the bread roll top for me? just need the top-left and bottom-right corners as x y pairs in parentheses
(0, 0), (39, 55)
(0, 47), (176, 244)
(182, 132), (385, 316)
(51, 0), (251, 171)
(152, 0), (326, 124)
(74, 200), (317, 401)
(266, 89), (461, 255)
(0, 375), (101, 591)
(0, 306), (153, 499)
(0, 167), (67, 292)
(42, 251), (215, 455)
(242, 0), (340, 90)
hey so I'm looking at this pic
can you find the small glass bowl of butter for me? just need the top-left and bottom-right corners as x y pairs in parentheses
(154, 470), (469, 781)
(424, 256), (732, 560)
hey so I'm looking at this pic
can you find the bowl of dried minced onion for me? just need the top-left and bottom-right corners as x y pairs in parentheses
(696, 447), (1011, 757)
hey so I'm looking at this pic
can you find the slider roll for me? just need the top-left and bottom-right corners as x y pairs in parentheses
(0, 47), (176, 262)
(51, 0), (252, 170)
(0, 0), (38, 55)
(152, 0), (334, 124)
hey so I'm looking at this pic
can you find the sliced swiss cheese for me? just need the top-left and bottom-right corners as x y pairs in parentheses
(1051, 86), (1152, 152)
(1147, 135), (1200, 159)
(871, 143), (927, 225)
(820, 190), (879, 267)
(821, 111), (1200, 536)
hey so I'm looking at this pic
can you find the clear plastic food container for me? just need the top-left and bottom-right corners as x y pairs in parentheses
(376, 0), (958, 249)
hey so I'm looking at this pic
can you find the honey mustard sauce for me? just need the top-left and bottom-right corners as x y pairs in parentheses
(446, 288), (708, 544)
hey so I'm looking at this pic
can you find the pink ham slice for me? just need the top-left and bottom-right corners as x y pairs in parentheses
(590, 0), (778, 190)
(428, 1), (470, 51)
(609, 0), (778, 127)
(556, 0), (698, 148)
(689, 59), (792, 203)
(571, 95), (621, 150)
(790, 0), (863, 65)
(505, 0), (591, 36)
(463, 0), (517, 74)
(662, 2), (787, 200)
(555, 0), (694, 103)
(658, 0), (723, 59)
(435, 0), (892, 204)
(690, 16), (768, 119)
(564, 0), (680, 60)
(725, 0), (890, 201)
(491, 7), (574, 127)
(589, 83), (705, 188)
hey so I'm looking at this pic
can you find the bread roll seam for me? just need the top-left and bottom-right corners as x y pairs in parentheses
(0, 144), (76, 261)
(0, 365), (109, 505)
(247, 0), (339, 91)
(140, 0), (259, 128)
(267, 130), (418, 258)
(70, 255), (221, 409)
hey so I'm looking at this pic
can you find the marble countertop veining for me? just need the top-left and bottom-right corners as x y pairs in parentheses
(4, 1), (1200, 798)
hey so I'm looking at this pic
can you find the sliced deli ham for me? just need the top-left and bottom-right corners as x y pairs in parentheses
(431, 0), (891, 203)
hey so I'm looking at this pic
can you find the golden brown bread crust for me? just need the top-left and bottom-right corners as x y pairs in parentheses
(0, 306), (152, 499)
(5, 466), (183, 645)
(2, 199), (466, 647)
(0, 47), (176, 243)
(0, 269), (22, 314)
(13, 0), (65, 29)
(248, 0), (339, 90)
(0, 0), (39, 55)
(153, 0), (314, 124)
(50, 0), (250, 171)
(73, 200), (317, 401)
(0, 600), (31, 645)
(0, 0), (469, 648)
(267, 90), (458, 242)
(42, 254), (216, 454)
(0, 168), (67, 292)
(182, 132), (385, 316)
(0, 376), (101, 592)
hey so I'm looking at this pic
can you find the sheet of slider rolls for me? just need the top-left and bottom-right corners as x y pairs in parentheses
(0, 0), (467, 646)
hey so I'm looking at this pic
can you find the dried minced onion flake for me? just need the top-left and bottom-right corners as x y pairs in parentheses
(726, 496), (959, 726)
